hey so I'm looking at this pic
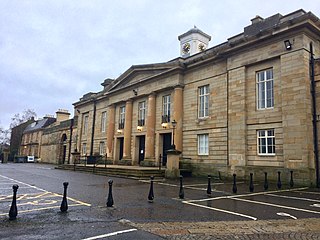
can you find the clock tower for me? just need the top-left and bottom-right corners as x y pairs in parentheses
(178, 26), (211, 58)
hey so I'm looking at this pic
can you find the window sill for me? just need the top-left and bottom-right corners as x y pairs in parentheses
(196, 117), (210, 123)
(257, 107), (274, 111)
(258, 154), (276, 157)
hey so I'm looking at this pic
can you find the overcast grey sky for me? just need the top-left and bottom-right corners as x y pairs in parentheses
(0, 0), (319, 129)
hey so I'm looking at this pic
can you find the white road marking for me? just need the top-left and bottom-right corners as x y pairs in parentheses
(266, 193), (320, 202)
(0, 187), (35, 190)
(277, 212), (297, 219)
(0, 175), (47, 192)
(311, 203), (320, 208)
(293, 190), (320, 195)
(232, 197), (320, 215)
(185, 187), (309, 203)
(0, 175), (91, 210)
(183, 201), (257, 220)
(81, 229), (137, 240)
(0, 203), (85, 216)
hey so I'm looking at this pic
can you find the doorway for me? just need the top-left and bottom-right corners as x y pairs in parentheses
(162, 133), (172, 166)
(60, 134), (67, 164)
(138, 135), (145, 164)
(62, 145), (67, 164)
(118, 137), (124, 160)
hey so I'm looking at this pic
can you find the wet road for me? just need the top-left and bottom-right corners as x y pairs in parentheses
(1, 163), (320, 239)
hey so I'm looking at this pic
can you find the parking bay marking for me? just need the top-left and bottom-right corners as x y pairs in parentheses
(185, 187), (309, 203)
(232, 197), (320, 215)
(0, 192), (91, 216)
(0, 175), (91, 215)
(266, 193), (320, 202)
(82, 229), (138, 240)
(182, 187), (313, 220)
(277, 212), (297, 220)
(183, 201), (258, 221)
(0, 174), (47, 192)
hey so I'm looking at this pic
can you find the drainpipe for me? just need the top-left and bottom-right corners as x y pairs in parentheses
(310, 42), (320, 188)
(226, 70), (229, 166)
(68, 118), (74, 164)
(90, 100), (97, 157)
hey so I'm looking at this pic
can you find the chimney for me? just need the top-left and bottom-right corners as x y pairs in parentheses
(56, 109), (70, 123)
(251, 15), (263, 24)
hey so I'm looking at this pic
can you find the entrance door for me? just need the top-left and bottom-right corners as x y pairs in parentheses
(162, 133), (172, 166)
(119, 137), (124, 160)
(138, 135), (145, 163)
(60, 134), (67, 165)
(62, 145), (67, 164)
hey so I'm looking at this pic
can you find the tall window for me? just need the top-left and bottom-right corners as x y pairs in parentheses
(119, 106), (125, 129)
(162, 95), (171, 123)
(138, 101), (146, 126)
(257, 129), (275, 155)
(257, 69), (274, 109)
(83, 114), (89, 135)
(101, 111), (107, 133)
(198, 134), (209, 155)
(198, 85), (209, 118)
(99, 141), (105, 156)
(82, 143), (87, 156)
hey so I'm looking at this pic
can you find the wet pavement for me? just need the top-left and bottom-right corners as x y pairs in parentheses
(1, 163), (320, 239)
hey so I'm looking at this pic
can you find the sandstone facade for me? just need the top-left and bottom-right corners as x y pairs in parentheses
(20, 10), (320, 185)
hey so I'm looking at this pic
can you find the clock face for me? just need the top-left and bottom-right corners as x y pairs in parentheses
(182, 42), (190, 54)
(198, 43), (206, 52)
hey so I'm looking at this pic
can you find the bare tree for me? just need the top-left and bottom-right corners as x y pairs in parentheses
(0, 109), (37, 146)
(0, 126), (10, 145)
(9, 109), (37, 129)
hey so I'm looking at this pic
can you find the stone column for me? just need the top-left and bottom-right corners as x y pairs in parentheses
(173, 87), (183, 152)
(123, 100), (133, 159)
(145, 93), (156, 164)
(228, 67), (246, 176)
(280, 51), (312, 171)
(106, 104), (115, 159)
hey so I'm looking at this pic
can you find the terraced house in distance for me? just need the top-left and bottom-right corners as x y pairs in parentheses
(63, 9), (320, 185)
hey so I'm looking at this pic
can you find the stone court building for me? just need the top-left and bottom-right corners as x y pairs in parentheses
(71, 9), (320, 184)
(18, 9), (320, 185)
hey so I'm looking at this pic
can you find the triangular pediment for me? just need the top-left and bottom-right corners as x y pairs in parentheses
(109, 62), (181, 92)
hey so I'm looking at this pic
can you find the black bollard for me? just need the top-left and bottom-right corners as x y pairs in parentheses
(249, 173), (254, 192)
(277, 171), (282, 189)
(60, 182), (69, 213)
(9, 185), (19, 220)
(232, 174), (237, 194)
(264, 172), (268, 191)
(290, 170), (294, 188)
(106, 179), (114, 207)
(148, 176), (154, 203)
(179, 175), (184, 199)
(207, 175), (212, 196)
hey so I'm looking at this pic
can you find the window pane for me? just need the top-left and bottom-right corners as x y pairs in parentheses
(198, 134), (208, 155)
(257, 69), (274, 109)
(199, 86), (209, 118)
(162, 95), (171, 118)
(266, 69), (273, 79)
(258, 129), (275, 155)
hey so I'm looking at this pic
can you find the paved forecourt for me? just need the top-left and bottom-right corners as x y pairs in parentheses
(0, 174), (91, 218)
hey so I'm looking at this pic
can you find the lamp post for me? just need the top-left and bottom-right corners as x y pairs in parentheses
(171, 120), (177, 150)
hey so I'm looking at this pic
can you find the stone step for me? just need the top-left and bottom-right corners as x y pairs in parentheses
(55, 165), (165, 178)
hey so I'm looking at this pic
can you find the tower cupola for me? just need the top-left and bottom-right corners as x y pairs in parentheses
(178, 26), (211, 58)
